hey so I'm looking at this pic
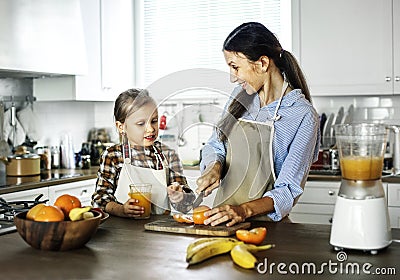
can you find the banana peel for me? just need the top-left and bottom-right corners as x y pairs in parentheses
(230, 243), (275, 269)
(69, 206), (92, 221)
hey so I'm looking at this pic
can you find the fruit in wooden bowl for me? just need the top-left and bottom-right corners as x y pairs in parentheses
(14, 210), (101, 251)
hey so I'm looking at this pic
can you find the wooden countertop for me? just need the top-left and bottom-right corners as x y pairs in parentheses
(1, 216), (399, 279)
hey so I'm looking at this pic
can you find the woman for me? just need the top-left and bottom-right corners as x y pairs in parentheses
(92, 89), (194, 218)
(196, 22), (320, 226)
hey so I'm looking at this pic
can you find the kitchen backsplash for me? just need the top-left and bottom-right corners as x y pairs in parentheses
(3, 78), (400, 158)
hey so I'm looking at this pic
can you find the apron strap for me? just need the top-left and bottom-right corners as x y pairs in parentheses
(152, 145), (169, 170)
(272, 75), (289, 121)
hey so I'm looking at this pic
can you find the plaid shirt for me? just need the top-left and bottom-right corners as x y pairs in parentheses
(92, 141), (192, 211)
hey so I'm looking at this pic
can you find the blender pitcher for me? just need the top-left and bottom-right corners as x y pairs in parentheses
(335, 123), (387, 181)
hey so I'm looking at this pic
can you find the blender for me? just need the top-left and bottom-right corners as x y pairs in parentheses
(330, 123), (392, 254)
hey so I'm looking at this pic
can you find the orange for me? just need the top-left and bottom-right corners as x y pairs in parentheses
(173, 213), (194, 224)
(236, 227), (267, 245)
(34, 205), (65, 222)
(26, 203), (46, 220)
(54, 194), (82, 217)
(192, 205), (211, 225)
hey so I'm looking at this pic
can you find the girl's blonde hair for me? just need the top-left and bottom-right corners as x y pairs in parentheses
(114, 88), (156, 123)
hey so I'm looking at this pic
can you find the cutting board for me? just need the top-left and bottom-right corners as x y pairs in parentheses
(144, 218), (251, 236)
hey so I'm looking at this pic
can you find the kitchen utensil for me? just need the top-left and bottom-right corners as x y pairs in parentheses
(14, 210), (101, 251)
(144, 218), (250, 236)
(192, 191), (204, 209)
(330, 123), (391, 254)
(322, 113), (335, 148)
(10, 103), (17, 149)
(2, 146), (41, 176)
(319, 113), (327, 146)
(341, 104), (354, 124)
(0, 102), (11, 158)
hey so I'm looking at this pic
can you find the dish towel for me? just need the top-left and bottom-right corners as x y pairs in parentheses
(17, 104), (42, 141)
(4, 109), (26, 147)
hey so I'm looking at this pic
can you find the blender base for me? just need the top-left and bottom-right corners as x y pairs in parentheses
(330, 196), (392, 254)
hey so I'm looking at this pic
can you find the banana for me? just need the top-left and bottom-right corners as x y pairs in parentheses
(186, 238), (242, 265)
(83, 211), (95, 220)
(230, 243), (274, 269)
(69, 206), (92, 221)
(186, 237), (233, 255)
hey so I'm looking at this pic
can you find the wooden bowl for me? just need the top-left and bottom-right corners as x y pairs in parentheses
(14, 210), (101, 251)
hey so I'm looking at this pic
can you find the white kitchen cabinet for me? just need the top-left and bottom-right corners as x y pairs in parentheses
(0, 187), (49, 202)
(33, 0), (135, 101)
(394, 0), (400, 95)
(290, 181), (340, 224)
(388, 183), (400, 228)
(48, 179), (97, 206)
(292, 0), (398, 96)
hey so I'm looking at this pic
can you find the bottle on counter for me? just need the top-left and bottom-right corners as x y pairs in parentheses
(51, 146), (60, 169)
(43, 146), (52, 170)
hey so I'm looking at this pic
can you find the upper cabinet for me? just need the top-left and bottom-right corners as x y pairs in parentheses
(292, 0), (399, 96)
(0, 0), (87, 77)
(33, 0), (135, 101)
(394, 0), (400, 95)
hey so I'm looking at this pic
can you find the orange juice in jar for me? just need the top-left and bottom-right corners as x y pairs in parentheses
(129, 184), (152, 219)
(340, 155), (383, 180)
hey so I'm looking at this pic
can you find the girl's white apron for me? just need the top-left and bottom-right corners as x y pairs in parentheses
(115, 146), (170, 215)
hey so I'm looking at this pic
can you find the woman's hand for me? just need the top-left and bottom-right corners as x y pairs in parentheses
(196, 161), (222, 196)
(204, 204), (247, 227)
(167, 183), (184, 203)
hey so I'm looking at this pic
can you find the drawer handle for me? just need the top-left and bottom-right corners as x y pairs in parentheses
(385, 76), (391, 82)
(80, 189), (88, 196)
(328, 190), (335, 196)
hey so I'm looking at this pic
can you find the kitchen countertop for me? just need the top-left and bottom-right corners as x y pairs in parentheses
(1, 215), (399, 279)
(3, 165), (400, 196)
(0, 167), (99, 195)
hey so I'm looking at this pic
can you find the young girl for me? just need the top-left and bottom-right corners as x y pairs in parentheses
(92, 89), (194, 218)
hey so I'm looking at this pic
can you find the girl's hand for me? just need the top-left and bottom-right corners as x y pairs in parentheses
(123, 198), (145, 217)
(167, 183), (184, 203)
(196, 161), (222, 196)
(203, 204), (247, 227)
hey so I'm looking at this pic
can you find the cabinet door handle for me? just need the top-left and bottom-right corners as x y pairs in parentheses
(385, 76), (392, 82)
(80, 189), (88, 196)
(328, 190), (335, 196)
(395, 76), (400, 82)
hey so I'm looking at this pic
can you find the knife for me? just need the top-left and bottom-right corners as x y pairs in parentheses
(192, 191), (205, 209)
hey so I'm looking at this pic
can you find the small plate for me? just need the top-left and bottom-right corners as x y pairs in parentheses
(100, 212), (110, 224)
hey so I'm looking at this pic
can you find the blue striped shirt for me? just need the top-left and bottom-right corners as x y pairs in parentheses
(200, 86), (320, 221)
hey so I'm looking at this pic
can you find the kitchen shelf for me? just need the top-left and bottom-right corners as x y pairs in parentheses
(0, 95), (36, 103)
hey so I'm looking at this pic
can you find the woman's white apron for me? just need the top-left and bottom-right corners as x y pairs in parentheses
(213, 80), (289, 220)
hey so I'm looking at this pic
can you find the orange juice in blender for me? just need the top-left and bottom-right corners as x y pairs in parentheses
(129, 184), (152, 219)
(340, 155), (383, 180)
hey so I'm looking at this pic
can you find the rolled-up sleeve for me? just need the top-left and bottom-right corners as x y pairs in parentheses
(200, 130), (227, 173)
(264, 111), (319, 221)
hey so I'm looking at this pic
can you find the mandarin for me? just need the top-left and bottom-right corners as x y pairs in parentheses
(26, 203), (46, 220)
(54, 194), (82, 217)
(192, 205), (211, 225)
(34, 205), (65, 222)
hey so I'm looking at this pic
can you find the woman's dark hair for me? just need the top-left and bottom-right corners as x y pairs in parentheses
(114, 88), (155, 123)
(217, 22), (311, 141)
